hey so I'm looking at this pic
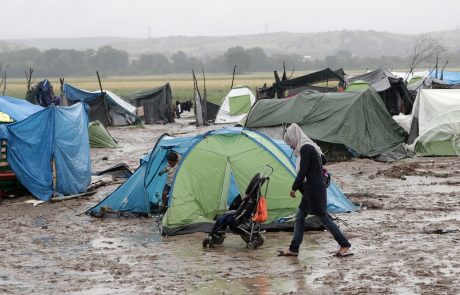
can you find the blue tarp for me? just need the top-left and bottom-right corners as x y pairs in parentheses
(431, 71), (460, 84)
(0, 103), (91, 201)
(88, 128), (357, 215)
(0, 96), (44, 121)
(63, 83), (101, 102)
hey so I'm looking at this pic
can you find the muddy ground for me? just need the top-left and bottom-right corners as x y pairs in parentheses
(1, 114), (459, 295)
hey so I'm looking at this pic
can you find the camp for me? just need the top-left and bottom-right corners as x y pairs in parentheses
(63, 83), (140, 127)
(0, 99), (91, 201)
(406, 89), (460, 156)
(244, 88), (408, 161)
(128, 83), (175, 124)
(348, 68), (414, 115)
(87, 127), (357, 235)
(214, 86), (256, 124)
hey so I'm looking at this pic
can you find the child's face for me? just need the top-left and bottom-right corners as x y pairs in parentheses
(168, 160), (177, 167)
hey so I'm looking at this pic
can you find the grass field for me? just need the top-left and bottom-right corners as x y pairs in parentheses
(3, 72), (283, 105)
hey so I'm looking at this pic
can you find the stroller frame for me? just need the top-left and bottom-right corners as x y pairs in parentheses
(203, 166), (272, 249)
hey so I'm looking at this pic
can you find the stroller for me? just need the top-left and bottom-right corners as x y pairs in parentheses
(202, 166), (272, 249)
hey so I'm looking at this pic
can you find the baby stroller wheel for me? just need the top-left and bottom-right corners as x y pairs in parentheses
(215, 234), (225, 245)
(208, 238), (215, 248)
(247, 241), (258, 249)
(211, 234), (225, 245)
(255, 234), (264, 246)
(202, 237), (210, 248)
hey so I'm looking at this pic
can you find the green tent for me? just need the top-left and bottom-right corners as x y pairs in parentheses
(345, 80), (370, 92)
(162, 129), (303, 235)
(244, 88), (407, 158)
(408, 76), (423, 85)
(88, 121), (119, 148)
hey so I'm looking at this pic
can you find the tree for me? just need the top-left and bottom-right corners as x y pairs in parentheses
(406, 34), (446, 81)
(171, 51), (189, 72)
(92, 46), (129, 74)
(224, 46), (251, 74)
(246, 47), (271, 72)
(134, 53), (171, 74)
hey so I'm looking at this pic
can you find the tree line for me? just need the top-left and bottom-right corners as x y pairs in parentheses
(1, 44), (459, 78)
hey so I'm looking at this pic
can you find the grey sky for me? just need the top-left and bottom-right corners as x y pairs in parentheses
(2, 0), (459, 39)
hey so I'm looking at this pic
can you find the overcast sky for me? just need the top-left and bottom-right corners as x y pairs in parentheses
(2, 0), (459, 39)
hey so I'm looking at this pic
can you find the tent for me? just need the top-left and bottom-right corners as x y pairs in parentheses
(257, 68), (346, 99)
(349, 69), (414, 115)
(87, 128), (357, 235)
(345, 80), (370, 92)
(430, 71), (460, 85)
(63, 83), (139, 127)
(0, 96), (43, 122)
(128, 83), (174, 124)
(406, 89), (460, 156)
(88, 121), (119, 148)
(244, 88), (407, 161)
(26, 79), (60, 107)
(0, 102), (91, 201)
(215, 87), (256, 124)
(0, 113), (13, 123)
(205, 100), (220, 122)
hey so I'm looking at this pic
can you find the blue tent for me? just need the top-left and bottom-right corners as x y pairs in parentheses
(0, 103), (91, 201)
(63, 83), (139, 127)
(430, 71), (460, 84)
(87, 128), (357, 219)
(0, 96), (44, 122)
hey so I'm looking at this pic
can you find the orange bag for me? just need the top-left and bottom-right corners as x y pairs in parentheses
(252, 196), (268, 223)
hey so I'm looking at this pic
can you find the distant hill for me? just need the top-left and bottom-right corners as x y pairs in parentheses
(4, 29), (460, 59)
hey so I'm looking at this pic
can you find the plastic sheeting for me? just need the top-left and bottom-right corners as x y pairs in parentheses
(245, 88), (407, 157)
(0, 103), (91, 200)
(0, 96), (44, 122)
(430, 71), (460, 85)
(406, 89), (460, 156)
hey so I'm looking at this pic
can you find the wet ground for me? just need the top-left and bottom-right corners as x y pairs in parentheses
(1, 115), (459, 294)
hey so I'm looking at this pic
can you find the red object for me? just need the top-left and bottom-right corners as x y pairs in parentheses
(252, 196), (268, 223)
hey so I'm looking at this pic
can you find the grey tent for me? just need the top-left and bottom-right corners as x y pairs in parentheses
(244, 88), (407, 161)
(128, 83), (174, 124)
(348, 69), (414, 115)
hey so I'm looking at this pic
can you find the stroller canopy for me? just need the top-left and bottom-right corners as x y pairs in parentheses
(87, 127), (357, 235)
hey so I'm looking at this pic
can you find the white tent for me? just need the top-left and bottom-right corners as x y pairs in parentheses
(406, 89), (460, 156)
(215, 86), (256, 124)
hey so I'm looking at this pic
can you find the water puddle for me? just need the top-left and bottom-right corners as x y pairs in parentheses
(32, 236), (55, 244)
(90, 232), (162, 249)
(423, 213), (460, 222)
(190, 275), (307, 295)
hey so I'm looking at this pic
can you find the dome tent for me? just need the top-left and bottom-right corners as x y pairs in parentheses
(215, 87), (256, 124)
(87, 128), (357, 236)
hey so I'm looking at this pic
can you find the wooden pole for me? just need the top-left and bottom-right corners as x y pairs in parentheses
(230, 65), (237, 90)
(202, 66), (208, 124)
(2, 65), (8, 96)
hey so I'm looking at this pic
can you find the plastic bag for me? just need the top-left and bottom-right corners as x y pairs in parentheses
(252, 196), (268, 223)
